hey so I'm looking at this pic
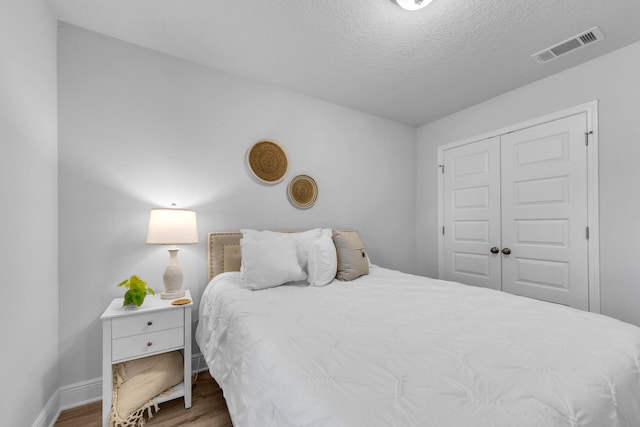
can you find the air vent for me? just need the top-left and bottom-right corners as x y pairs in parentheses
(532, 27), (604, 64)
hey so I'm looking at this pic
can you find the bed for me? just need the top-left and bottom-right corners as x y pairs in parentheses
(196, 231), (640, 427)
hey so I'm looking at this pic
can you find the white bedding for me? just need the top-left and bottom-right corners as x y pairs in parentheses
(196, 267), (640, 427)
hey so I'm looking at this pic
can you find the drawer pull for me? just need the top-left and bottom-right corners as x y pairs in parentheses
(147, 341), (153, 347)
(147, 321), (153, 326)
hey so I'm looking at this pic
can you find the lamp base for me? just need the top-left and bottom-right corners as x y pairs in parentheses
(161, 288), (186, 300)
(161, 248), (185, 300)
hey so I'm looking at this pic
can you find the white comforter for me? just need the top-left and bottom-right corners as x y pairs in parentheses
(196, 267), (640, 427)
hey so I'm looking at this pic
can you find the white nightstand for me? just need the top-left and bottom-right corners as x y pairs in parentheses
(100, 290), (192, 427)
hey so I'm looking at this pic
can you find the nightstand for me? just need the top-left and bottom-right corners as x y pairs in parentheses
(100, 290), (192, 427)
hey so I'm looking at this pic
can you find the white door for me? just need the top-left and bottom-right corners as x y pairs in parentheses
(441, 113), (589, 309)
(501, 114), (589, 309)
(443, 137), (502, 290)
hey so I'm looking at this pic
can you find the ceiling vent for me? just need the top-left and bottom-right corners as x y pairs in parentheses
(532, 27), (604, 64)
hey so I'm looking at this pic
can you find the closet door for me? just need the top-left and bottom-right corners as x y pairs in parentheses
(500, 114), (589, 309)
(442, 138), (502, 290)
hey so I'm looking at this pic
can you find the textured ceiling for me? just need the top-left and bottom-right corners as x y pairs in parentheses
(49, 0), (640, 126)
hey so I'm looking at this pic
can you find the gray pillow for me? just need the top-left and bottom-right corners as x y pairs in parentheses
(332, 230), (369, 281)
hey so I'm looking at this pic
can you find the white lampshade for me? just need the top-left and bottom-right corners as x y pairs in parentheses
(146, 208), (199, 245)
(392, 0), (433, 11)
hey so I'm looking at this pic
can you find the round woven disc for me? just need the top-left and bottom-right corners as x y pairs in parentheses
(288, 175), (318, 209)
(247, 140), (288, 183)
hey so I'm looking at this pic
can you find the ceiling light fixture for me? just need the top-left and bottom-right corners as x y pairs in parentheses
(392, 0), (433, 11)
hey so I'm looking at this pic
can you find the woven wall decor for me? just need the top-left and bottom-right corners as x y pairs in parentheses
(288, 175), (318, 209)
(247, 140), (288, 184)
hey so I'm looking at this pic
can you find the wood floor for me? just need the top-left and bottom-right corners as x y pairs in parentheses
(55, 371), (233, 427)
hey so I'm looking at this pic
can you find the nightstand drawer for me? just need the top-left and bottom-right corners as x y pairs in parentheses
(112, 309), (183, 339)
(112, 327), (184, 361)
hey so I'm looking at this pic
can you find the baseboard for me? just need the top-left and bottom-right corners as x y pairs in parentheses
(59, 377), (102, 411)
(192, 352), (208, 373)
(35, 353), (208, 426)
(31, 388), (60, 427)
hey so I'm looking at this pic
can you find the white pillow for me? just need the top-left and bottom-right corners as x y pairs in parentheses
(307, 229), (337, 287)
(241, 228), (322, 273)
(240, 236), (306, 290)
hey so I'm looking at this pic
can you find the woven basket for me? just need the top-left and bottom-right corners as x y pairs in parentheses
(247, 140), (288, 183)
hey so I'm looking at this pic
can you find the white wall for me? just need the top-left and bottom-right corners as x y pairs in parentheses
(58, 24), (417, 387)
(417, 40), (640, 326)
(0, 1), (59, 426)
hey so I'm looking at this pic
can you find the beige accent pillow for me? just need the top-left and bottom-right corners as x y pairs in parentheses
(112, 351), (184, 419)
(332, 230), (369, 281)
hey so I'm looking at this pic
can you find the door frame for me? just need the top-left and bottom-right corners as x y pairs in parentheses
(436, 101), (600, 313)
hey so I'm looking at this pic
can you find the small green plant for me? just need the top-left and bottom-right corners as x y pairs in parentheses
(117, 275), (155, 307)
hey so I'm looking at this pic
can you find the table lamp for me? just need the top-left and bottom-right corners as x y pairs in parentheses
(146, 204), (198, 299)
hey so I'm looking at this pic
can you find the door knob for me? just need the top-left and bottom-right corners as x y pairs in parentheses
(490, 247), (500, 254)
(502, 248), (511, 255)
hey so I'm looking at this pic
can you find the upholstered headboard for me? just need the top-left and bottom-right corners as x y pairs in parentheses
(207, 232), (243, 281)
